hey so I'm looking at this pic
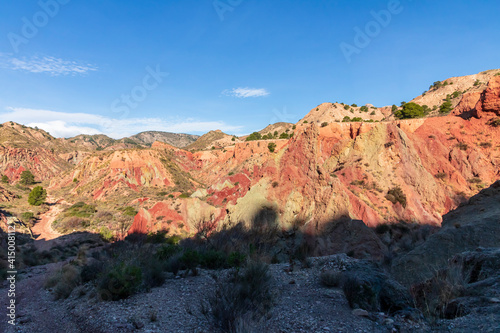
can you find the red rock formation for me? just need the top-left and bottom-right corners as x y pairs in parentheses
(475, 76), (500, 118)
(0, 147), (68, 182)
(452, 91), (482, 118)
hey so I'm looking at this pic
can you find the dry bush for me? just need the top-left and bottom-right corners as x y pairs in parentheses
(95, 210), (113, 221)
(44, 264), (82, 300)
(411, 264), (470, 319)
(207, 261), (274, 332)
(386, 187), (407, 208)
(320, 270), (343, 288)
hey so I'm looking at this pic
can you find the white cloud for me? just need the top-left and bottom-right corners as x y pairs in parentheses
(223, 87), (270, 98)
(0, 107), (243, 138)
(0, 53), (97, 76)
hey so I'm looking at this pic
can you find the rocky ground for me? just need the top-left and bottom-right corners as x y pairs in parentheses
(1, 252), (499, 333)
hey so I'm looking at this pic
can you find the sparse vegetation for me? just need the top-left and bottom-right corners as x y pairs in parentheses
(456, 142), (468, 151)
(439, 100), (453, 114)
(206, 261), (274, 332)
(487, 118), (500, 127)
(267, 142), (277, 153)
(386, 186), (407, 208)
(435, 172), (447, 180)
(429, 81), (443, 90)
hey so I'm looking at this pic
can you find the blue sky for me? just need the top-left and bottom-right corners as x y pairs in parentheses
(0, 0), (499, 138)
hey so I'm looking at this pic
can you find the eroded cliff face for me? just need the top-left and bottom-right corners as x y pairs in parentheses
(49, 148), (198, 201)
(0, 146), (69, 183)
(475, 76), (500, 118)
(43, 76), (500, 238)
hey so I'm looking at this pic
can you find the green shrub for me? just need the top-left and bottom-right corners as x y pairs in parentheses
(21, 212), (35, 227)
(121, 206), (138, 216)
(200, 250), (227, 269)
(245, 132), (262, 141)
(66, 202), (96, 218)
(439, 101), (453, 114)
(429, 81), (443, 90)
(360, 106), (368, 112)
(98, 262), (142, 301)
(20, 170), (35, 185)
(342, 116), (351, 122)
(156, 244), (181, 260)
(279, 132), (289, 139)
(227, 251), (246, 268)
(344, 105), (350, 110)
(1, 175), (8, 183)
(321, 122), (328, 127)
(181, 249), (200, 273)
(99, 227), (114, 242)
(28, 186), (47, 206)
(267, 142), (276, 153)
(395, 102), (425, 119)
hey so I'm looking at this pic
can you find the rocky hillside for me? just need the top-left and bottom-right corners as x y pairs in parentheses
(185, 130), (236, 151)
(412, 69), (500, 112)
(0, 122), (73, 182)
(300, 103), (392, 124)
(42, 72), (500, 242)
(127, 131), (199, 148)
(392, 180), (500, 285)
(49, 147), (200, 202)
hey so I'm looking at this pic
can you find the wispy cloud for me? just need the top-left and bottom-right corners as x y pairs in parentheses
(0, 107), (243, 138)
(223, 87), (270, 98)
(0, 53), (97, 76)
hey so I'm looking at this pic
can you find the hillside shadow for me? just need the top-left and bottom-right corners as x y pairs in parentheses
(0, 224), (105, 279)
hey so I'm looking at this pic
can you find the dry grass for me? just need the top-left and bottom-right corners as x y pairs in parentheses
(320, 270), (343, 288)
(206, 261), (274, 332)
(44, 264), (82, 300)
